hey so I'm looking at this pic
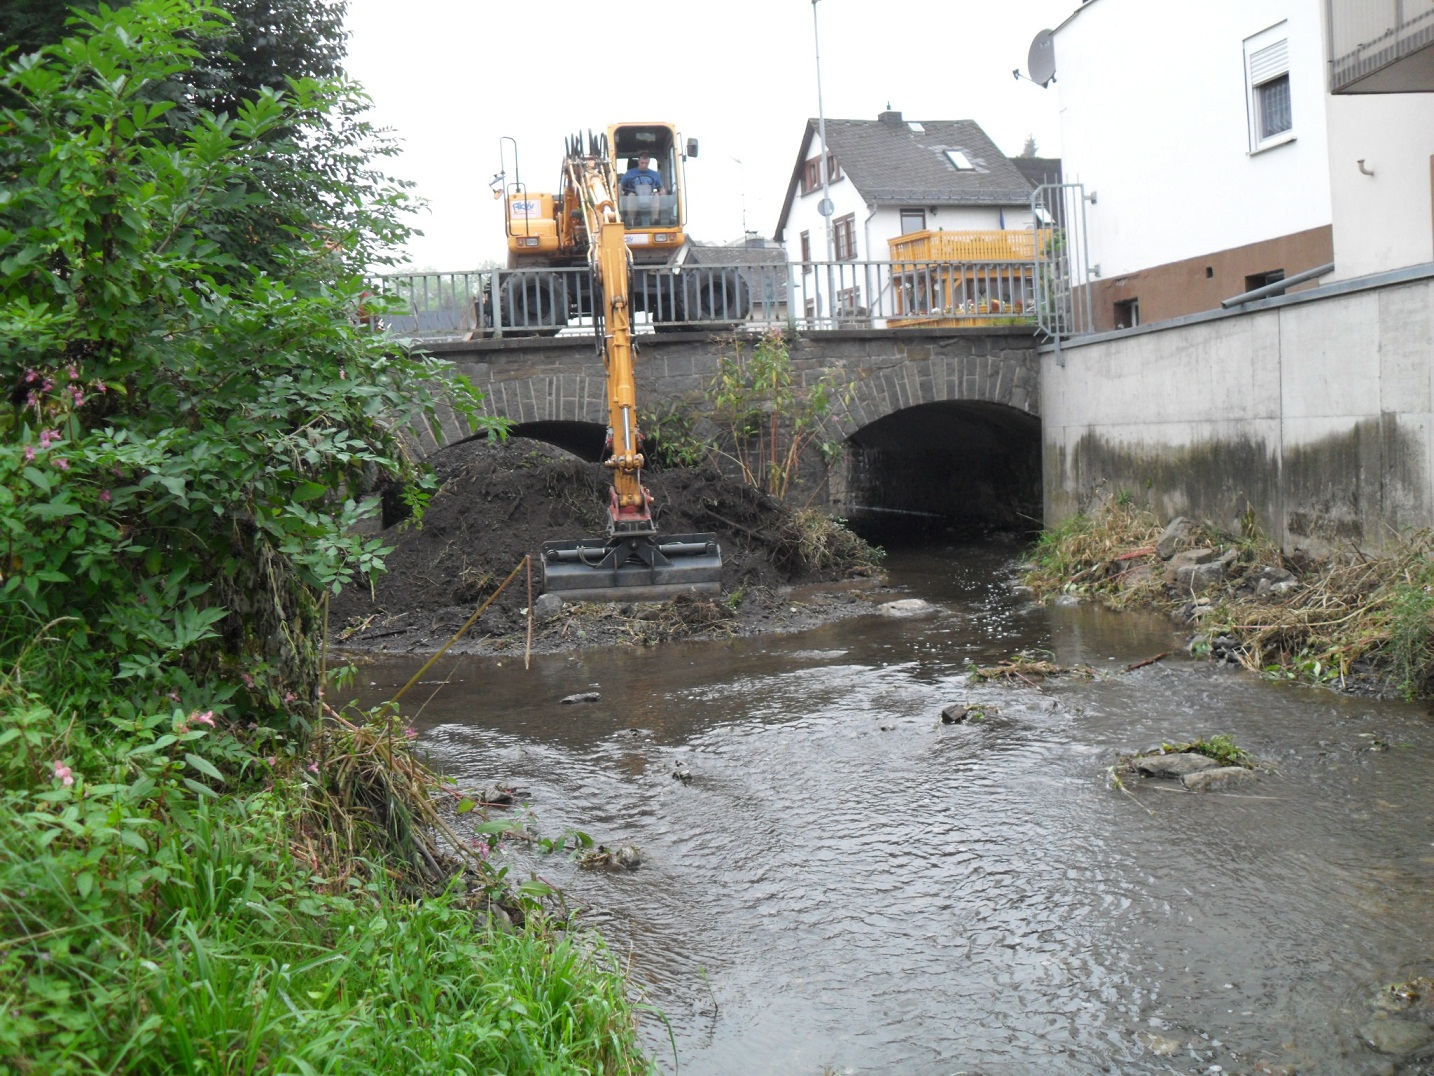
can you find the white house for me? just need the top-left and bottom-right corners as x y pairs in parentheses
(773, 111), (1043, 320)
(1040, 0), (1434, 331)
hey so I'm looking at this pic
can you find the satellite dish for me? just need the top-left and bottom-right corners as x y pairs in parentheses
(1027, 29), (1056, 87)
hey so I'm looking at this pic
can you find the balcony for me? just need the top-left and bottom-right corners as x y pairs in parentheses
(887, 228), (1040, 263)
(1329, 0), (1434, 93)
(886, 230), (1041, 328)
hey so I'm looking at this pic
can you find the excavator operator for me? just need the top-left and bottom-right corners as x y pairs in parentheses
(620, 154), (665, 225)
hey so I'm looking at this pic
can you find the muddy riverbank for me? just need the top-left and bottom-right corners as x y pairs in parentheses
(330, 438), (885, 655)
(1021, 505), (1434, 699)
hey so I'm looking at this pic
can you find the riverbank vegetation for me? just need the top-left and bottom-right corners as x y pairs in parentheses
(1, 4), (650, 1071)
(1023, 502), (1434, 698)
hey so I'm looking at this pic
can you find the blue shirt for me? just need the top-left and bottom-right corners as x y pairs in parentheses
(621, 165), (663, 194)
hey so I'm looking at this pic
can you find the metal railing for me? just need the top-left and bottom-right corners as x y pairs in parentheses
(369, 255), (1056, 340)
(1328, 0), (1434, 91)
(1031, 182), (1096, 351)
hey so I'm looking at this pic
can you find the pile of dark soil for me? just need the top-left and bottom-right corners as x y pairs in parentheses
(330, 438), (883, 655)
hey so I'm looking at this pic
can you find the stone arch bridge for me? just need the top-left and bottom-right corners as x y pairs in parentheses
(413, 328), (1042, 526)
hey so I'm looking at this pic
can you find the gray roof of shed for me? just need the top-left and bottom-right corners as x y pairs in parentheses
(775, 113), (1036, 239)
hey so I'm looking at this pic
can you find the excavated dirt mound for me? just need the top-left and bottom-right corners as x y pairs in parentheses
(330, 438), (885, 655)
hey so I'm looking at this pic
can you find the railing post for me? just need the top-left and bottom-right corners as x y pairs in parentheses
(492, 269), (504, 339)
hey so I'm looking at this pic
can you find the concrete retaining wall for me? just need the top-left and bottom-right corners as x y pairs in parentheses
(1041, 265), (1434, 553)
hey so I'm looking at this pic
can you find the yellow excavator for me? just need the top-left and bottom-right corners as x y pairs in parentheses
(494, 123), (726, 600)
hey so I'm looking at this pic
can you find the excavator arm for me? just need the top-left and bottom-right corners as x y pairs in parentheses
(539, 137), (721, 601)
(576, 157), (649, 529)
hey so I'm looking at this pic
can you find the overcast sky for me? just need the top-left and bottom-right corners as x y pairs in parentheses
(342, 0), (1078, 270)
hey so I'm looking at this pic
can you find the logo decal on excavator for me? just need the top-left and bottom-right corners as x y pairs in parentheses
(511, 200), (540, 216)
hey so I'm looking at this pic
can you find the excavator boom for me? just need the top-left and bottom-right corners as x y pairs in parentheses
(536, 128), (722, 601)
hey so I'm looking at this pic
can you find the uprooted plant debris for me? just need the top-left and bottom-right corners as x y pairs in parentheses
(1023, 503), (1434, 698)
(967, 653), (1094, 684)
(330, 437), (884, 654)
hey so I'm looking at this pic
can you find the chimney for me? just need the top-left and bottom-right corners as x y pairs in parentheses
(878, 108), (903, 126)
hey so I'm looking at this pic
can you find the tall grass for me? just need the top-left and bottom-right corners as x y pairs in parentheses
(1023, 503), (1167, 609)
(1220, 532), (1434, 697)
(0, 694), (652, 1074)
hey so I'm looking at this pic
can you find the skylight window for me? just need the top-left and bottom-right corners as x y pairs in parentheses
(907, 121), (925, 133)
(945, 149), (975, 170)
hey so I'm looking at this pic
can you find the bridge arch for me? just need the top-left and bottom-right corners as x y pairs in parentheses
(411, 331), (1042, 526)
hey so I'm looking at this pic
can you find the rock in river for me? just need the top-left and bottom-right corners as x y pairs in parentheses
(1361, 1015), (1434, 1056)
(941, 704), (972, 724)
(1181, 766), (1261, 792)
(1130, 752), (1222, 778)
(878, 598), (935, 618)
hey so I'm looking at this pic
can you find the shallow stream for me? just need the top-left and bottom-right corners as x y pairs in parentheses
(353, 538), (1434, 1074)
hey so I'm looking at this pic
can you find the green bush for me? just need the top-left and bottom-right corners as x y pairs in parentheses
(0, 0), (497, 729)
(0, 7), (647, 1073)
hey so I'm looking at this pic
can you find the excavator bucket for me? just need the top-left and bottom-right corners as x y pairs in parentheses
(541, 532), (722, 603)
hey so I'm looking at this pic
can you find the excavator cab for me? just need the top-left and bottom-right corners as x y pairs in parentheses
(609, 123), (689, 259)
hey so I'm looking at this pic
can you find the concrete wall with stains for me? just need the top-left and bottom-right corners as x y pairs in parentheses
(1041, 266), (1434, 554)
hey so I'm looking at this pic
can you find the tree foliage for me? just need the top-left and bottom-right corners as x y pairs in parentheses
(0, 0), (492, 730)
(709, 330), (847, 500)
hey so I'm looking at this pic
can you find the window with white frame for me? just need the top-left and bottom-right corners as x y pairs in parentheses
(1244, 23), (1293, 152)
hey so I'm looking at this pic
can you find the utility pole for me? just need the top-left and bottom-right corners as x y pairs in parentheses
(812, 0), (835, 323)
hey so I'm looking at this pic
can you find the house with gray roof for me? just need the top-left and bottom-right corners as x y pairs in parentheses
(774, 110), (1042, 271)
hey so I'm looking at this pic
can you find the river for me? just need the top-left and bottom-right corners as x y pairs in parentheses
(352, 537), (1434, 1074)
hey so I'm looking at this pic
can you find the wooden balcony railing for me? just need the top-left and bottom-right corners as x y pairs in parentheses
(887, 229), (1043, 263)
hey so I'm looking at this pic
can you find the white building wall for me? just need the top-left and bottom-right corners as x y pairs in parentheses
(781, 133), (865, 266)
(1052, 0), (1333, 277)
(1325, 93), (1434, 280)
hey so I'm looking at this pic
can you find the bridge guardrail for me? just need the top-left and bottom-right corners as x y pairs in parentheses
(369, 257), (1042, 340)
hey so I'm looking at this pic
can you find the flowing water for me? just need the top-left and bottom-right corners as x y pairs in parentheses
(353, 538), (1434, 1075)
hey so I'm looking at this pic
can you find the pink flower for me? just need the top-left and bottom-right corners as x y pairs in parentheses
(23, 445), (35, 462)
(403, 726), (418, 740)
(52, 458), (69, 471)
(99, 490), (111, 503)
(69, 386), (84, 407)
(67, 366), (79, 381)
(240, 672), (255, 689)
(192, 710), (215, 727)
(24, 369), (38, 384)
(52, 761), (74, 787)
(266, 756), (278, 766)
(339, 368), (347, 380)
(95, 381), (107, 394)
(307, 761), (319, 773)
(39, 429), (57, 449)
(283, 691), (297, 704)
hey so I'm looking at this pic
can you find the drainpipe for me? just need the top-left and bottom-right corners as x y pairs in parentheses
(863, 203), (879, 320)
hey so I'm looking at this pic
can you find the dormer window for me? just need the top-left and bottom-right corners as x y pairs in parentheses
(945, 149), (975, 170)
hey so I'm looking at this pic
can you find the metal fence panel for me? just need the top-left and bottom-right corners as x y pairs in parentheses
(371, 256), (1049, 340)
(1032, 183), (1095, 346)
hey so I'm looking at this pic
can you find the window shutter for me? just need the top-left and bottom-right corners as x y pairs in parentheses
(1249, 39), (1288, 84)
